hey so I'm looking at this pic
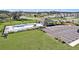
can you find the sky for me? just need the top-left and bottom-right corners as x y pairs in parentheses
(0, 0), (79, 11)
(0, 0), (79, 12)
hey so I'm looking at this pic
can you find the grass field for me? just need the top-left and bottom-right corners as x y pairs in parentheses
(0, 29), (79, 50)
(0, 20), (79, 50)
(1, 20), (36, 25)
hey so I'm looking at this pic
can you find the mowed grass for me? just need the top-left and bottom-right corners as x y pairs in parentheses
(1, 19), (36, 25)
(0, 30), (68, 50)
(0, 29), (79, 50)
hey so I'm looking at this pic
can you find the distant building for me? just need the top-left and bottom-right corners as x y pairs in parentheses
(0, 17), (7, 22)
(19, 16), (27, 20)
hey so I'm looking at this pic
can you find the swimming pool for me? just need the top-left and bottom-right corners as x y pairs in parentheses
(4, 23), (43, 33)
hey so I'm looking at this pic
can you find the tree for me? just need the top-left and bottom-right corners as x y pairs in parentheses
(43, 18), (48, 26)
(11, 12), (21, 20)
(34, 14), (37, 17)
(77, 29), (79, 33)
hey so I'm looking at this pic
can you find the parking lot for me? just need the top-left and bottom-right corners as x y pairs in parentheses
(42, 25), (79, 46)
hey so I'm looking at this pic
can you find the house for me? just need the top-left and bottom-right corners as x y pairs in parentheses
(19, 16), (27, 20)
(0, 17), (8, 22)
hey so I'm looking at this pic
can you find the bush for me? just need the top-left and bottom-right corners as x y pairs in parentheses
(75, 23), (79, 26)
(77, 29), (79, 33)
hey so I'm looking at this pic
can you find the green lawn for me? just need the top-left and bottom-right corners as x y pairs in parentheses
(0, 21), (79, 50)
(0, 29), (79, 50)
(1, 20), (36, 25)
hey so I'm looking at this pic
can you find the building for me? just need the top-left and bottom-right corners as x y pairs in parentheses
(19, 16), (27, 20)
